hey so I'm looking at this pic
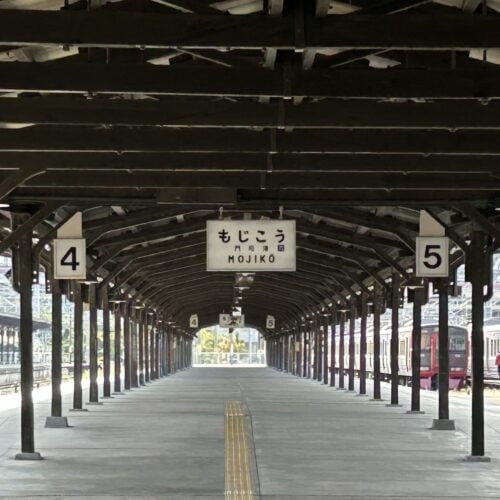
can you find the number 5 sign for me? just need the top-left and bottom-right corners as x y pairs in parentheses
(416, 236), (449, 277)
(54, 239), (87, 279)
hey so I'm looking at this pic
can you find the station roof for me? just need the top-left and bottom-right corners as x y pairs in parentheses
(0, 0), (499, 334)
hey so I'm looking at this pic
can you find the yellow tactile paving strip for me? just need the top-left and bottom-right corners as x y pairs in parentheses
(224, 400), (256, 500)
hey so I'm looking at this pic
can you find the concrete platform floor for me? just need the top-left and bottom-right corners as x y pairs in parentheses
(2, 367), (500, 499)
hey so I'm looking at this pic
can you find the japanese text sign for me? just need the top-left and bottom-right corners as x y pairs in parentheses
(207, 220), (296, 272)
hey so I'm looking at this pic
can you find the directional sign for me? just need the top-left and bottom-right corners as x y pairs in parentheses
(207, 220), (296, 272)
(266, 315), (275, 329)
(53, 238), (86, 279)
(219, 314), (245, 328)
(416, 236), (449, 277)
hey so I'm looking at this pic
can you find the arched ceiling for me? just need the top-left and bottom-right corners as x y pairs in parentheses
(0, 0), (499, 335)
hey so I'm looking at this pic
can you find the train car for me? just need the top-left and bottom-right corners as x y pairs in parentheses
(478, 318), (500, 380)
(333, 323), (468, 390)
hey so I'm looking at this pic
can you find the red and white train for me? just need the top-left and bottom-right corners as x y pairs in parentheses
(334, 323), (468, 390)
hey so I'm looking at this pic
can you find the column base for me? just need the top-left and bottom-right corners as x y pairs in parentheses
(112, 391), (125, 395)
(431, 419), (455, 430)
(15, 452), (43, 461)
(356, 393), (369, 397)
(386, 404), (402, 407)
(86, 401), (104, 406)
(370, 398), (384, 401)
(45, 416), (69, 428)
(463, 455), (491, 462)
(101, 396), (114, 399)
(69, 408), (88, 412)
(336, 388), (347, 391)
(406, 410), (426, 414)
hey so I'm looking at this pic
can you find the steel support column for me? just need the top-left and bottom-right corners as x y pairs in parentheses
(139, 312), (145, 385)
(410, 287), (423, 412)
(467, 231), (490, 460)
(89, 284), (99, 403)
(15, 229), (42, 459)
(330, 312), (336, 388)
(359, 294), (367, 395)
(307, 329), (314, 378)
(72, 282), (84, 409)
(373, 282), (382, 400)
(150, 324), (156, 378)
(102, 285), (111, 397)
(348, 303), (356, 391)
(317, 323), (323, 382)
(155, 329), (160, 376)
(432, 278), (454, 429)
(323, 317), (329, 385)
(144, 313), (150, 381)
(302, 331), (307, 377)
(50, 283), (63, 417)
(113, 305), (122, 393)
(339, 313), (345, 389)
(124, 305), (131, 390)
(390, 272), (401, 406)
(131, 316), (139, 388)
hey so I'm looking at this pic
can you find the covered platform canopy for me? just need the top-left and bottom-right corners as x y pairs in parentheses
(0, 0), (500, 468)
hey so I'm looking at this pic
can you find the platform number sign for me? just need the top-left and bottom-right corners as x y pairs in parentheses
(416, 236), (449, 278)
(54, 239), (86, 279)
(266, 315), (275, 329)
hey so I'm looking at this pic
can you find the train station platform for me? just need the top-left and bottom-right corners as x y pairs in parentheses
(2, 367), (500, 499)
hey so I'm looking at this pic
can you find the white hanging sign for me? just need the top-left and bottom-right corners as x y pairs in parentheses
(416, 236), (449, 277)
(266, 315), (275, 329)
(189, 314), (199, 328)
(207, 220), (296, 272)
(53, 239), (87, 280)
(219, 313), (245, 328)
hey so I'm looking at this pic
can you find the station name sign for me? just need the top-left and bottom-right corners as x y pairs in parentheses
(207, 220), (296, 272)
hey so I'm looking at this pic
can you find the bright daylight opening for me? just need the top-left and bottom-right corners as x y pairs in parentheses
(192, 325), (266, 367)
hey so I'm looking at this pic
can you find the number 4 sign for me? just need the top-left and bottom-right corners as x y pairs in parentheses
(54, 239), (87, 279)
(416, 236), (449, 278)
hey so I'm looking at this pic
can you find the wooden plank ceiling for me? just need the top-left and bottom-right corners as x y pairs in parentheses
(0, 0), (499, 334)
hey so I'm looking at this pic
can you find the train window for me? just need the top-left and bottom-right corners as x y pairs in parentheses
(399, 340), (406, 356)
(421, 334), (431, 350)
(449, 335), (466, 351)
